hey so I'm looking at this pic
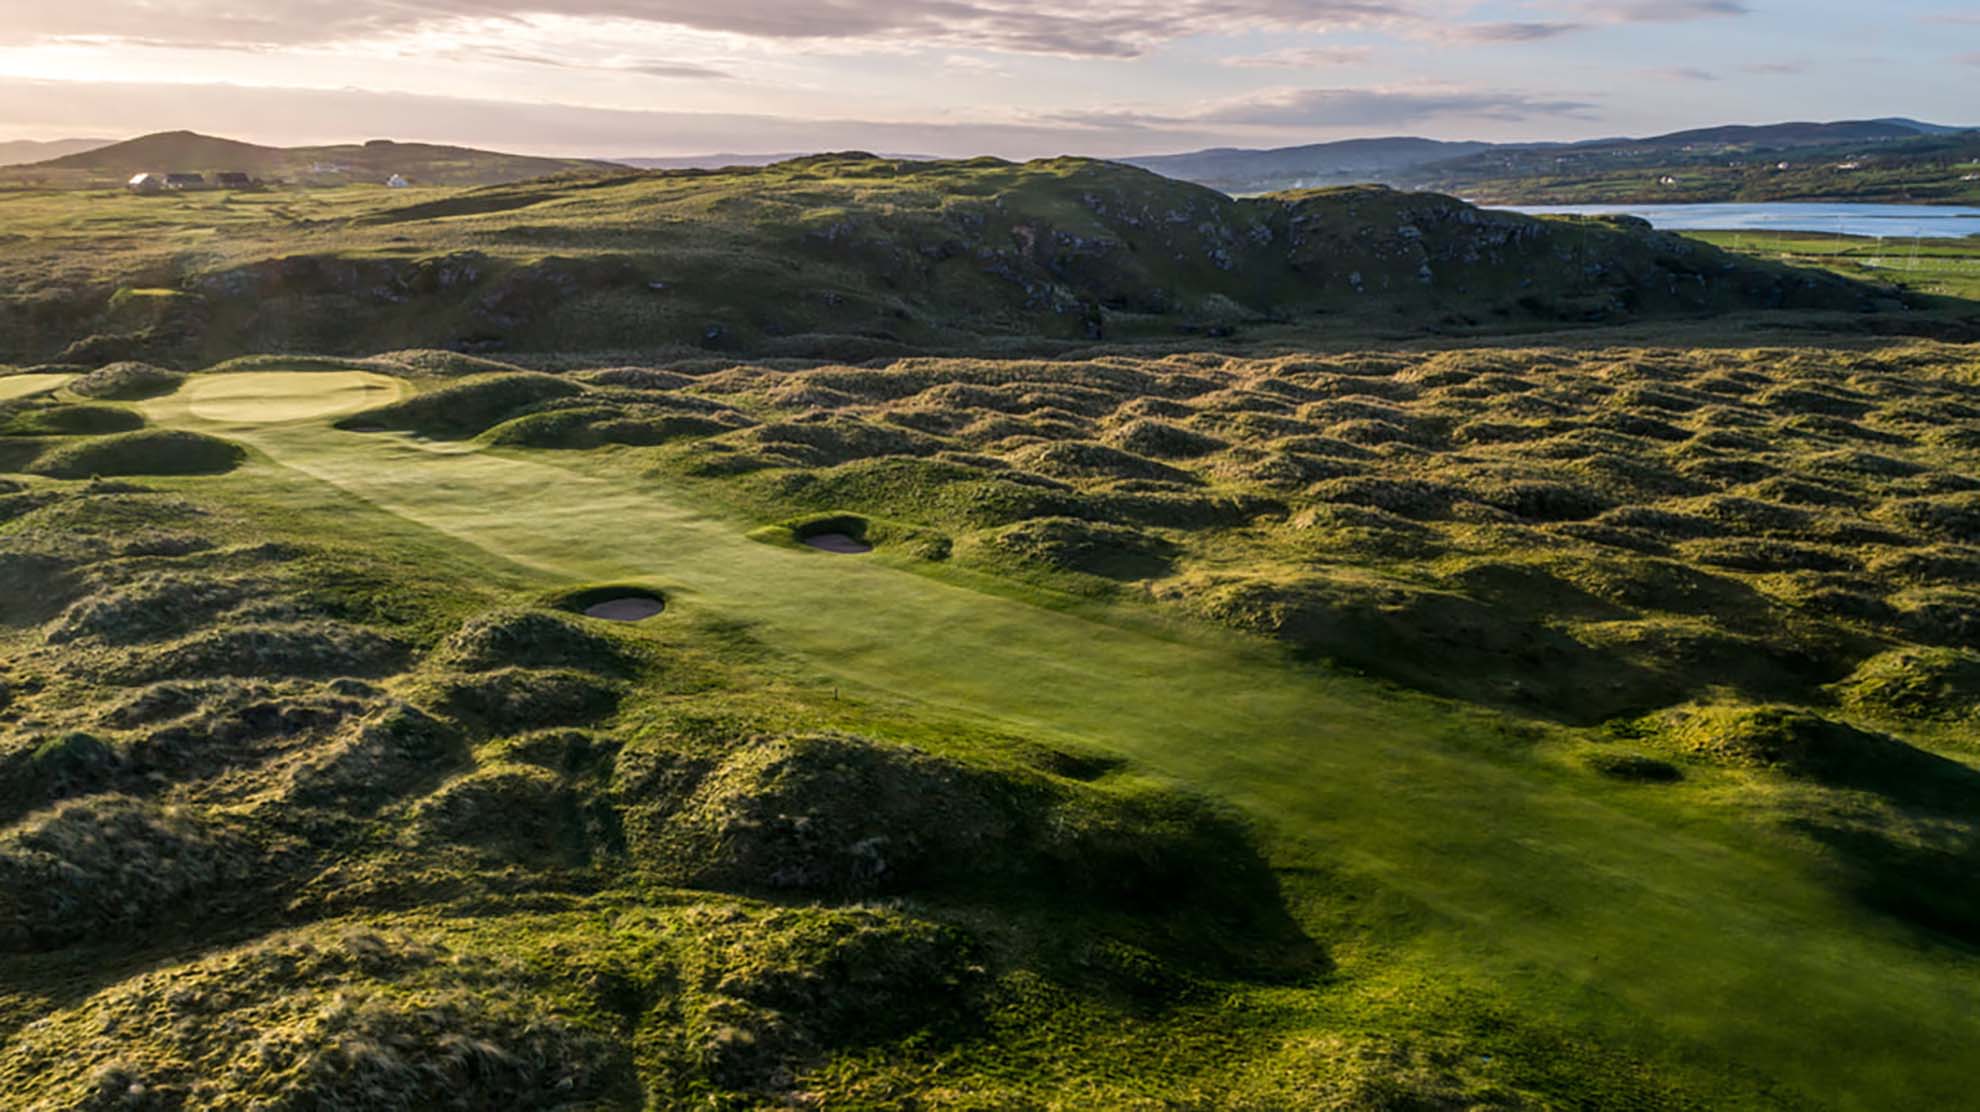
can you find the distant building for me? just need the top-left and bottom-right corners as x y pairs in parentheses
(214, 171), (253, 189)
(127, 173), (166, 195)
(386, 174), (411, 189)
(164, 172), (207, 190)
(1658, 175), (1681, 186)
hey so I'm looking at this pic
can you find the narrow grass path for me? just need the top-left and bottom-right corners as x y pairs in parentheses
(151, 372), (1980, 1109)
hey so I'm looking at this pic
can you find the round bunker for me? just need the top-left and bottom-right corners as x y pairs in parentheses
(586, 597), (665, 622)
(555, 586), (668, 623)
(802, 532), (873, 555)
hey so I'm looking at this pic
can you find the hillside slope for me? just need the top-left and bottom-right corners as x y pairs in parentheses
(1124, 137), (1495, 195)
(0, 155), (1899, 366)
(1407, 127), (1980, 205)
(1128, 119), (1976, 202)
(0, 138), (111, 168)
(1, 130), (621, 188)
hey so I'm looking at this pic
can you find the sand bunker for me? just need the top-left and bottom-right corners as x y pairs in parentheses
(802, 533), (873, 554)
(583, 597), (666, 622)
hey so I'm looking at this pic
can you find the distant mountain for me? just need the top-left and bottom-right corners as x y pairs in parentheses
(5, 130), (625, 188)
(619, 151), (936, 170)
(1629, 120), (1930, 149)
(0, 138), (113, 167)
(1122, 137), (1497, 195)
(1406, 123), (1980, 206)
(1871, 118), (1972, 137)
(1124, 119), (1977, 199)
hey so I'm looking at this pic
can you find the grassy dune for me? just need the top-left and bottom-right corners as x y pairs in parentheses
(4, 363), (1956, 1105)
(1, 159), (1978, 1105)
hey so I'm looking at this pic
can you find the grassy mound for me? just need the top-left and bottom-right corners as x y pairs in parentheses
(112, 621), (411, 682)
(26, 429), (244, 478)
(441, 608), (629, 674)
(974, 517), (1176, 580)
(45, 572), (261, 645)
(65, 362), (185, 400)
(335, 372), (581, 439)
(614, 732), (1292, 936)
(0, 794), (250, 950)
(0, 403), (145, 438)
(0, 926), (635, 1108)
(1835, 648), (1980, 723)
(427, 667), (621, 732)
(412, 761), (591, 864)
(482, 405), (736, 449)
(1656, 704), (1921, 782)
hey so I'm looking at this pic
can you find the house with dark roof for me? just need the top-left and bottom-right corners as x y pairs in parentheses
(215, 171), (253, 189)
(164, 172), (207, 190)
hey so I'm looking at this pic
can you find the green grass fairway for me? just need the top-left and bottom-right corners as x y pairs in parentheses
(142, 369), (1980, 1109)
(0, 373), (70, 401)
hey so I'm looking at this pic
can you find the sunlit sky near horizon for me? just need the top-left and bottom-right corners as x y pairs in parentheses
(0, 1), (1973, 157)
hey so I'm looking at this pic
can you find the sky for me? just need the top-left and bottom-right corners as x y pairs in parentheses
(0, 1), (1973, 158)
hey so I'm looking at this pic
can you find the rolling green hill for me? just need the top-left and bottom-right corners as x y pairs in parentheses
(1407, 129), (1980, 206)
(0, 129), (622, 189)
(0, 154), (1908, 367)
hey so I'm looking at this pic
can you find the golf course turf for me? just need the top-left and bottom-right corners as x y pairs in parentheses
(98, 367), (1980, 1107)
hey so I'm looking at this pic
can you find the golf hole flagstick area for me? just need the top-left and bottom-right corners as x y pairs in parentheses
(148, 369), (1980, 1109)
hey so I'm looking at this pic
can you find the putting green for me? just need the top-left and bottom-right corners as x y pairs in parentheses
(0, 373), (70, 401)
(185, 370), (412, 424)
(147, 371), (1980, 1109)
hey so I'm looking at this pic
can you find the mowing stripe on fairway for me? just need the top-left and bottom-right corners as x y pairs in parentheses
(150, 371), (1980, 1110)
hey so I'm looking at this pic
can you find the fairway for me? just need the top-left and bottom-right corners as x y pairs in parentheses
(0, 373), (69, 401)
(145, 370), (1980, 1109)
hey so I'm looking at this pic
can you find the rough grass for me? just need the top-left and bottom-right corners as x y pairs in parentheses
(567, 340), (1980, 722)
(26, 428), (244, 478)
(6, 347), (1980, 1108)
(335, 372), (581, 439)
(64, 361), (186, 401)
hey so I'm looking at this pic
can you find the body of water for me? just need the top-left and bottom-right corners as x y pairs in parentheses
(1498, 202), (1980, 239)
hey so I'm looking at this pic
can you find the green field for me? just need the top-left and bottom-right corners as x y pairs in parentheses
(1698, 229), (1980, 302)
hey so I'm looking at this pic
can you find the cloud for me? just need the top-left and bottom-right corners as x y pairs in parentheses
(1054, 85), (1597, 129)
(1957, 53), (1980, 66)
(475, 49), (733, 80)
(1637, 66), (1717, 81)
(0, 75), (1273, 157)
(1737, 61), (1804, 75)
(0, 0), (1430, 59)
(1435, 21), (1587, 42)
(1592, 0), (1749, 22)
(1221, 46), (1374, 68)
